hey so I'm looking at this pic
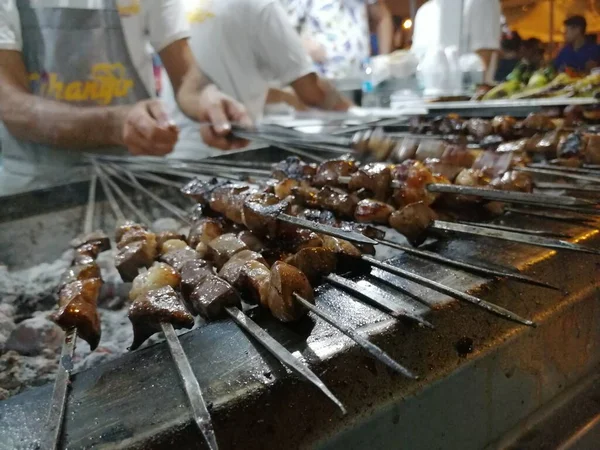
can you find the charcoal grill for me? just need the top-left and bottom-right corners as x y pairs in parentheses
(0, 146), (599, 450)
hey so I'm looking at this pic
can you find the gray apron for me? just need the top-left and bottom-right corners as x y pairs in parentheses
(1, 0), (151, 176)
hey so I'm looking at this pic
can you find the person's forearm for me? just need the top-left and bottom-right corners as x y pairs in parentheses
(375, 8), (393, 54)
(476, 49), (495, 69)
(313, 79), (353, 111)
(266, 88), (308, 110)
(0, 90), (128, 149)
(174, 67), (212, 121)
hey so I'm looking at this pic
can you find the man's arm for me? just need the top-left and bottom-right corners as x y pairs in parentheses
(290, 73), (352, 111)
(368, 1), (393, 55)
(266, 87), (308, 111)
(159, 39), (250, 149)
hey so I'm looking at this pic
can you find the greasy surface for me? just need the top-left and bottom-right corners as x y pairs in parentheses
(0, 147), (599, 450)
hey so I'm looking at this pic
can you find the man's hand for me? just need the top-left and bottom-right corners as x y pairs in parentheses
(122, 100), (179, 156)
(197, 84), (252, 150)
(301, 36), (327, 63)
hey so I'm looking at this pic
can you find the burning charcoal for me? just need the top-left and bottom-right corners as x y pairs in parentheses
(389, 202), (437, 246)
(160, 246), (199, 271)
(218, 250), (267, 286)
(266, 262), (314, 322)
(115, 240), (157, 282)
(129, 263), (181, 301)
(70, 230), (110, 253)
(188, 275), (241, 320)
(5, 315), (63, 356)
(128, 286), (194, 350)
(207, 234), (248, 268)
(285, 247), (337, 285)
(354, 199), (394, 224)
(180, 259), (214, 300)
(51, 278), (102, 350)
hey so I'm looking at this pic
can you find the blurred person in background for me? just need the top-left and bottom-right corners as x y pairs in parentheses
(282, 0), (393, 79)
(494, 31), (522, 81)
(554, 15), (600, 73)
(161, 0), (352, 158)
(521, 38), (544, 70)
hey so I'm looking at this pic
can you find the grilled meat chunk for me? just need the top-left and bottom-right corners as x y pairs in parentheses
(391, 161), (445, 208)
(272, 156), (317, 181)
(424, 159), (464, 182)
(320, 235), (368, 274)
(188, 218), (225, 248)
(292, 184), (320, 208)
(454, 168), (489, 187)
(584, 134), (600, 164)
(181, 177), (229, 204)
(209, 184), (254, 224)
(128, 286), (194, 350)
(207, 233), (248, 268)
(237, 230), (265, 252)
(465, 118), (493, 140)
(188, 275), (241, 319)
(415, 140), (446, 162)
(390, 137), (419, 163)
(117, 228), (156, 250)
(159, 239), (188, 256)
(557, 132), (584, 159)
(489, 171), (533, 192)
(521, 113), (555, 133)
(180, 259), (214, 299)
(156, 231), (186, 249)
(242, 193), (288, 237)
(58, 263), (101, 292)
(266, 261), (314, 322)
(129, 262), (181, 301)
(115, 239), (157, 282)
(52, 278), (102, 350)
(354, 199), (394, 224)
(317, 186), (360, 218)
(389, 202), (437, 246)
(496, 138), (528, 153)
(160, 246), (199, 271)
(238, 260), (271, 305)
(348, 163), (392, 200)
(491, 116), (517, 138)
(285, 247), (337, 285)
(312, 159), (358, 187)
(70, 230), (110, 253)
(218, 250), (267, 286)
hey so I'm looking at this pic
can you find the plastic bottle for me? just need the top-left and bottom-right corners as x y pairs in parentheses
(361, 58), (379, 107)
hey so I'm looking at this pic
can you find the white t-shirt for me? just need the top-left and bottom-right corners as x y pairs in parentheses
(0, 0), (190, 97)
(160, 0), (314, 157)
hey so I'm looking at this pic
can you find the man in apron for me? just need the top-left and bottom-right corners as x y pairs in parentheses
(0, 0), (249, 186)
(160, 0), (352, 159)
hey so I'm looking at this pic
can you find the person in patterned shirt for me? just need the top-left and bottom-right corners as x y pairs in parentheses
(282, 0), (392, 79)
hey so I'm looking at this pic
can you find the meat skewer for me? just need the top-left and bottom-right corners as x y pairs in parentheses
(42, 174), (109, 450)
(175, 175), (535, 327)
(96, 165), (349, 414)
(95, 167), (219, 450)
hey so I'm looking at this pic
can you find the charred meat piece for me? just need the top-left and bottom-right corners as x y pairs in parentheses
(181, 177), (229, 204)
(312, 159), (358, 187)
(391, 161), (444, 208)
(472, 151), (515, 178)
(160, 246), (199, 271)
(128, 286), (194, 350)
(238, 260), (271, 305)
(159, 239), (189, 256)
(583, 134), (600, 164)
(156, 231), (186, 249)
(339, 222), (386, 240)
(348, 163), (392, 201)
(219, 250), (267, 286)
(129, 262), (181, 301)
(266, 261), (314, 322)
(70, 230), (110, 253)
(521, 113), (555, 133)
(278, 229), (323, 252)
(117, 228), (156, 250)
(491, 116), (517, 138)
(479, 135), (504, 149)
(52, 278), (102, 350)
(434, 114), (464, 135)
(440, 146), (476, 168)
(558, 132), (584, 159)
(285, 247), (337, 285)
(317, 186), (360, 218)
(237, 230), (265, 252)
(465, 118), (493, 140)
(188, 275), (241, 320)
(353, 128), (395, 161)
(58, 263), (101, 292)
(488, 171), (533, 193)
(188, 218), (224, 249)
(271, 156), (317, 181)
(354, 199), (395, 224)
(115, 221), (147, 243)
(320, 235), (368, 275)
(529, 129), (569, 156)
(424, 159), (464, 182)
(390, 137), (419, 163)
(242, 193), (288, 237)
(180, 259), (214, 299)
(209, 184), (254, 224)
(454, 168), (489, 187)
(274, 178), (300, 199)
(206, 233), (248, 269)
(389, 202), (437, 246)
(496, 138), (528, 153)
(115, 239), (158, 282)
(415, 140), (446, 162)
(73, 242), (104, 265)
(291, 184), (320, 209)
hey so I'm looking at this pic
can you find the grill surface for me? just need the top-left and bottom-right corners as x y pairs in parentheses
(0, 147), (599, 449)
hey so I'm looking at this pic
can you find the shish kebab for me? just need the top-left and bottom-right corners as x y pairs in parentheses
(41, 175), (111, 450)
(266, 157), (600, 256)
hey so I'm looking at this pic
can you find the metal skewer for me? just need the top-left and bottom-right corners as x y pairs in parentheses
(375, 238), (560, 290)
(95, 165), (218, 450)
(99, 162), (422, 380)
(431, 220), (600, 256)
(528, 163), (600, 176)
(515, 167), (600, 184)
(96, 163), (347, 414)
(534, 182), (600, 194)
(454, 221), (572, 239)
(41, 174), (98, 450)
(504, 207), (596, 227)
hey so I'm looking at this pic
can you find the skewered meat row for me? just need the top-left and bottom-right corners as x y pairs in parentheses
(50, 230), (111, 350)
